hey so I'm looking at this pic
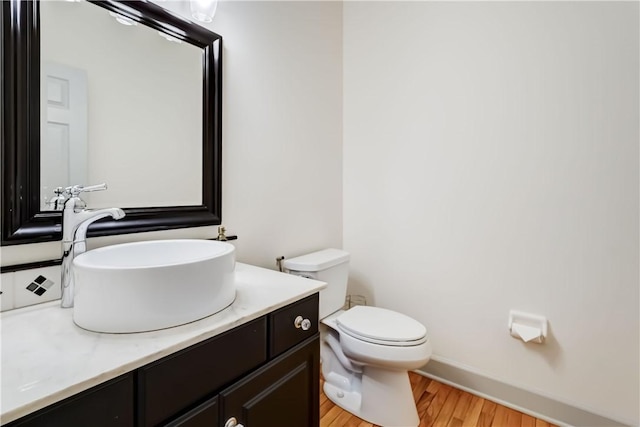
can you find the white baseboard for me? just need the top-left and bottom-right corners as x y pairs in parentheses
(415, 356), (631, 427)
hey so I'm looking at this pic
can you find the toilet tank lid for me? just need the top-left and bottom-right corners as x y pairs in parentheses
(282, 248), (350, 272)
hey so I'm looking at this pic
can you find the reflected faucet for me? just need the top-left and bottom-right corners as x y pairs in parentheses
(46, 187), (70, 211)
(60, 184), (125, 308)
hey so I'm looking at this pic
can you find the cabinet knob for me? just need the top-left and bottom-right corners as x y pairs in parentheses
(224, 417), (244, 427)
(294, 315), (312, 331)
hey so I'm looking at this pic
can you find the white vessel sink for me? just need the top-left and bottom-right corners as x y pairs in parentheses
(72, 239), (236, 333)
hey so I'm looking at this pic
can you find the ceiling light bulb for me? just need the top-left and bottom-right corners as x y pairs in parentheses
(109, 12), (137, 26)
(158, 31), (182, 44)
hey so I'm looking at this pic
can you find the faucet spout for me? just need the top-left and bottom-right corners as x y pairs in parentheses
(68, 208), (126, 244)
(61, 196), (125, 308)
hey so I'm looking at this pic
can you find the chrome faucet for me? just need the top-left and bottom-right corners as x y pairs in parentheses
(60, 184), (125, 308)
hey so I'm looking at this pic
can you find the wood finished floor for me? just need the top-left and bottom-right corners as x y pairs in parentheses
(320, 372), (558, 427)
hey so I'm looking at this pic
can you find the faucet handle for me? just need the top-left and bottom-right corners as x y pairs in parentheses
(68, 183), (108, 197)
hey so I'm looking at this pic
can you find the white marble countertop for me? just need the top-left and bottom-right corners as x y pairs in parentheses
(0, 263), (326, 425)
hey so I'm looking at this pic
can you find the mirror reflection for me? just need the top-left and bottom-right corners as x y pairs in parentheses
(40, 1), (203, 210)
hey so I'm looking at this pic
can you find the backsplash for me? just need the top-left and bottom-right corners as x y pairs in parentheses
(1, 266), (61, 311)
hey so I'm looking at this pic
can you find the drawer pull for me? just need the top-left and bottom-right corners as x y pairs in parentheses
(294, 315), (312, 331)
(225, 417), (244, 427)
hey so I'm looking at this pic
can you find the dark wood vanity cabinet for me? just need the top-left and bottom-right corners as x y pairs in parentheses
(5, 293), (320, 427)
(161, 293), (320, 427)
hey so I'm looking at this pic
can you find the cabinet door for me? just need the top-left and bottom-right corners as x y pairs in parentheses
(7, 373), (134, 427)
(164, 397), (219, 427)
(219, 335), (319, 427)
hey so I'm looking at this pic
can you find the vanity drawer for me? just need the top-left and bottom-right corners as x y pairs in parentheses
(7, 373), (134, 427)
(138, 317), (267, 427)
(269, 293), (319, 357)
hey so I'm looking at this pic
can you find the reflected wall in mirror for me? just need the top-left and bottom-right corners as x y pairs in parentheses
(1, 0), (222, 245)
(40, 1), (202, 210)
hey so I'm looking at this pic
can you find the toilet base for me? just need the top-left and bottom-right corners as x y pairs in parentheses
(322, 365), (420, 427)
(323, 381), (362, 416)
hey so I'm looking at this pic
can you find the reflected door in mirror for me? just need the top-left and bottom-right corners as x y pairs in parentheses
(41, 63), (88, 210)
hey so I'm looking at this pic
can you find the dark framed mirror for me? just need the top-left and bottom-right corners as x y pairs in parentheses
(1, 0), (222, 246)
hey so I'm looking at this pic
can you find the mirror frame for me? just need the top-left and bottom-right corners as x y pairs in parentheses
(1, 0), (223, 246)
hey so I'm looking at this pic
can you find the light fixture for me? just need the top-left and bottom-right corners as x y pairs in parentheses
(109, 11), (137, 26)
(190, 0), (218, 23)
(158, 31), (182, 44)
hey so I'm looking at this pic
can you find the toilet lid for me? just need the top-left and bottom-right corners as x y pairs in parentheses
(336, 306), (427, 346)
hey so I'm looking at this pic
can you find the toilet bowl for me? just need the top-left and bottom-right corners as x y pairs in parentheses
(333, 306), (431, 368)
(283, 249), (431, 427)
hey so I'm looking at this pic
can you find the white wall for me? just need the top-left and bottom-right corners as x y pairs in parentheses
(1, 1), (343, 269)
(343, 2), (638, 424)
(212, 1), (344, 267)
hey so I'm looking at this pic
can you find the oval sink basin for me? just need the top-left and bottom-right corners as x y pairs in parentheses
(72, 239), (236, 333)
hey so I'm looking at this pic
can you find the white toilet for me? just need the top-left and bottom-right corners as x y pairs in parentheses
(283, 248), (432, 427)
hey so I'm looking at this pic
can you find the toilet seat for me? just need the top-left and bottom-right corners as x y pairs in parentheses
(336, 306), (428, 346)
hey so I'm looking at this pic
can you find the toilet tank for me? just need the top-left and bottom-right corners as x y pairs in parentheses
(282, 249), (350, 319)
